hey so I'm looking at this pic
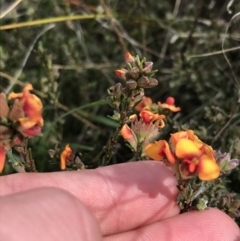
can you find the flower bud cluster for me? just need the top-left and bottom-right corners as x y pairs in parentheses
(115, 52), (158, 89)
(107, 52), (159, 111)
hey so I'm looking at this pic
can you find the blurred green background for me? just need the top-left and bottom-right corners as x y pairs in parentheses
(0, 0), (239, 193)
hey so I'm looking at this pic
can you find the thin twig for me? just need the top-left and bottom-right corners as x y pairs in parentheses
(211, 107), (239, 145)
(188, 46), (240, 59)
(222, 11), (240, 88)
(0, 0), (22, 19)
(98, 0), (127, 52)
(160, 0), (181, 59)
(5, 24), (56, 94)
(180, 0), (204, 65)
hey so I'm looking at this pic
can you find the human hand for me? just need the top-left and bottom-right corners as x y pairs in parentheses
(0, 161), (239, 241)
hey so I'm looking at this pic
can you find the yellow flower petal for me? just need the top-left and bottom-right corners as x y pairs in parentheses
(186, 130), (203, 148)
(175, 139), (203, 159)
(197, 155), (220, 181)
(158, 102), (181, 112)
(145, 141), (165, 161)
(170, 131), (188, 147)
(145, 140), (175, 163)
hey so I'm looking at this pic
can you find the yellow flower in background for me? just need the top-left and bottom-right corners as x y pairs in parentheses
(145, 140), (176, 164)
(60, 144), (72, 170)
(158, 96), (181, 112)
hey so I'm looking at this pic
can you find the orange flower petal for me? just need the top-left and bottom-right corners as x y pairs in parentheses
(170, 131), (188, 147)
(125, 52), (134, 62)
(21, 83), (32, 92)
(140, 110), (155, 124)
(60, 144), (72, 170)
(186, 130), (203, 148)
(18, 117), (37, 129)
(120, 124), (137, 151)
(158, 102), (181, 112)
(17, 118), (42, 137)
(145, 141), (165, 161)
(0, 147), (6, 173)
(8, 92), (23, 100)
(197, 155), (220, 181)
(175, 139), (203, 159)
(8, 84), (44, 124)
(135, 96), (152, 112)
(115, 69), (127, 79)
(202, 143), (215, 159)
(140, 110), (165, 125)
(163, 141), (176, 164)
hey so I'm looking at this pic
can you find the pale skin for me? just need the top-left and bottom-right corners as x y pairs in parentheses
(0, 161), (239, 241)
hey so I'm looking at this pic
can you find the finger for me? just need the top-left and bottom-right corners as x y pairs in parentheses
(104, 208), (240, 241)
(0, 187), (102, 241)
(0, 161), (179, 236)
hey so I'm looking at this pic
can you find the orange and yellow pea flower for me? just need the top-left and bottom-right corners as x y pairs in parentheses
(176, 139), (220, 181)
(139, 110), (165, 128)
(8, 84), (43, 124)
(60, 144), (72, 170)
(174, 134), (220, 181)
(158, 96), (181, 112)
(145, 130), (220, 181)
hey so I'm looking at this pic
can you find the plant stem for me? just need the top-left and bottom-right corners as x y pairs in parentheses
(101, 95), (131, 166)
